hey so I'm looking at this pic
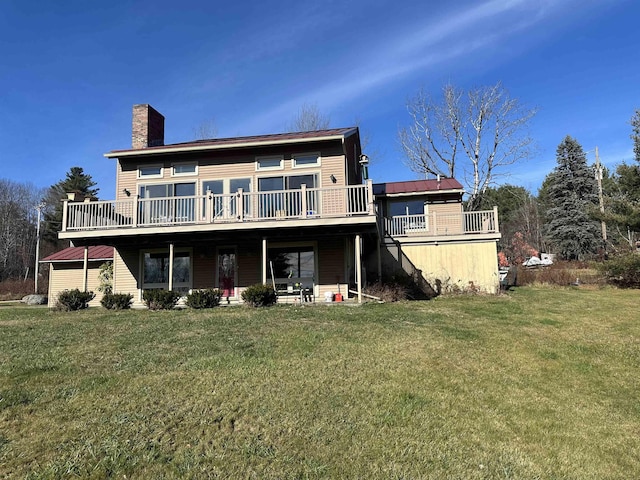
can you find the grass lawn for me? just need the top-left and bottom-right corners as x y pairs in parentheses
(1, 287), (638, 479)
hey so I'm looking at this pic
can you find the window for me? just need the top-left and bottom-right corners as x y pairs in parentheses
(172, 163), (197, 176)
(389, 199), (425, 216)
(292, 153), (320, 168)
(256, 156), (284, 171)
(139, 182), (195, 199)
(138, 165), (163, 179)
(258, 174), (318, 217)
(389, 199), (428, 232)
(202, 178), (252, 219)
(268, 245), (315, 293)
(258, 174), (317, 191)
(142, 250), (191, 292)
(138, 182), (196, 223)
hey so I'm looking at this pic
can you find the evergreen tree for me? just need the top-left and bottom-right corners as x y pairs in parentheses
(476, 184), (542, 259)
(543, 136), (600, 260)
(595, 111), (640, 247)
(631, 108), (640, 162)
(42, 167), (99, 245)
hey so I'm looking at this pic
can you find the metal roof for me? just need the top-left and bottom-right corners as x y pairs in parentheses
(41, 246), (114, 263)
(373, 178), (464, 196)
(105, 127), (359, 158)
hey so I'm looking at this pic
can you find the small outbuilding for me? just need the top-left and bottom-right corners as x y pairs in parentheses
(41, 246), (113, 307)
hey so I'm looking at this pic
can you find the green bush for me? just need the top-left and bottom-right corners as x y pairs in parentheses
(599, 253), (640, 288)
(241, 284), (277, 307)
(56, 289), (95, 311)
(185, 288), (222, 309)
(142, 289), (181, 310)
(100, 293), (133, 310)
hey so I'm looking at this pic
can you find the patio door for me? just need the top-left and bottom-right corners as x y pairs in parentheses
(217, 247), (237, 298)
(203, 178), (251, 220)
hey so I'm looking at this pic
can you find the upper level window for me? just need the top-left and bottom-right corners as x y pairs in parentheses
(389, 199), (425, 216)
(138, 165), (163, 179)
(172, 163), (197, 176)
(256, 156), (284, 171)
(292, 153), (320, 168)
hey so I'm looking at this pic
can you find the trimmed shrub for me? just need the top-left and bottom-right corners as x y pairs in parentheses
(101, 293), (133, 310)
(186, 289), (222, 309)
(241, 284), (277, 307)
(56, 289), (95, 311)
(598, 253), (640, 288)
(142, 289), (180, 310)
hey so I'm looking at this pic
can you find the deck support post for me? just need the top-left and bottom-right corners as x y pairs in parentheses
(82, 246), (89, 292)
(377, 232), (382, 283)
(262, 237), (268, 285)
(355, 234), (362, 304)
(168, 243), (174, 291)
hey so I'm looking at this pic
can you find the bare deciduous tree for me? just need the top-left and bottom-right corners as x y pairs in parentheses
(399, 82), (536, 209)
(0, 179), (47, 282)
(193, 119), (218, 140)
(287, 103), (330, 132)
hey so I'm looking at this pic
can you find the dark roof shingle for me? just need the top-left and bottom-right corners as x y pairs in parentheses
(107, 127), (358, 156)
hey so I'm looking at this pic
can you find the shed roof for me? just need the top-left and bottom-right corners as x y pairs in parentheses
(41, 246), (114, 263)
(373, 178), (464, 196)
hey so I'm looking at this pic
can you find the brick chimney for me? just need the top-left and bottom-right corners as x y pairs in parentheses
(132, 104), (165, 149)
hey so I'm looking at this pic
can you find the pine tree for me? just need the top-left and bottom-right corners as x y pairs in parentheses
(631, 108), (640, 162)
(543, 136), (600, 260)
(42, 167), (99, 245)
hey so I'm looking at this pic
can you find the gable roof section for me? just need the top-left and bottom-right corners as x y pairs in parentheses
(373, 178), (464, 196)
(41, 246), (114, 263)
(105, 127), (359, 158)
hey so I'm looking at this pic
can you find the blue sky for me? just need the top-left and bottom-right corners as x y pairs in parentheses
(1, 0), (638, 198)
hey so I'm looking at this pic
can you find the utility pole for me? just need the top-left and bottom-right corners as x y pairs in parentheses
(34, 203), (45, 294)
(594, 147), (607, 253)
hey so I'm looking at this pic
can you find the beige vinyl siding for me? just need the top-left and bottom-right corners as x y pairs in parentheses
(238, 248), (260, 289)
(116, 162), (139, 201)
(192, 247), (215, 289)
(429, 202), (464, 235)
(316, 237), (347, 300)
(113, 247), (139, 300)
(429, 201), (463, 215)
(48, 262), (104, 307)
(116, 147), (351, 201)
(402, 241), (499, 294)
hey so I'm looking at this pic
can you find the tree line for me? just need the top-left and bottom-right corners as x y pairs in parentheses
(0, 168), (97, 290)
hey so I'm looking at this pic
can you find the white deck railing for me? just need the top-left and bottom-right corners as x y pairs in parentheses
(384, 208), (499, 237)
(63, 182), (374, 232)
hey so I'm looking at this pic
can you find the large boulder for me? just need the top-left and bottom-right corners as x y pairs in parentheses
(21, 294), (48, 305)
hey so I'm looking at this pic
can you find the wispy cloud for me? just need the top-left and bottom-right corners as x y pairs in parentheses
(235, 0), (576, 134)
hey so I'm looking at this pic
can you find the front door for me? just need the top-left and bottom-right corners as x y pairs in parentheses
(218, 248), (236, 298)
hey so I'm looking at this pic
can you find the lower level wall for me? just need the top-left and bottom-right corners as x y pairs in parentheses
(381, 240), (499, 294)
(48, 262), (105, 307)
(111, 236), (352, 305)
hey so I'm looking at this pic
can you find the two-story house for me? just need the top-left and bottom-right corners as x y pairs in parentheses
(50, 104), (501, 306)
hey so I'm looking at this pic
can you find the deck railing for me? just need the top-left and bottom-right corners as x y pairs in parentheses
(383, 208), (499, 237)
(62, 182), (374, 232)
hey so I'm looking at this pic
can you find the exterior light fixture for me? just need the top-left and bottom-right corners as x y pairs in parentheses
(359, 154), (369, 181)
(123, 188), (131, 197)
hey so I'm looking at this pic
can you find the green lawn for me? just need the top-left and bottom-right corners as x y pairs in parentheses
(1, 287), (638, 479)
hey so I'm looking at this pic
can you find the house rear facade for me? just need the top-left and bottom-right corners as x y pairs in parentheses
(56, 104), (501, 306)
